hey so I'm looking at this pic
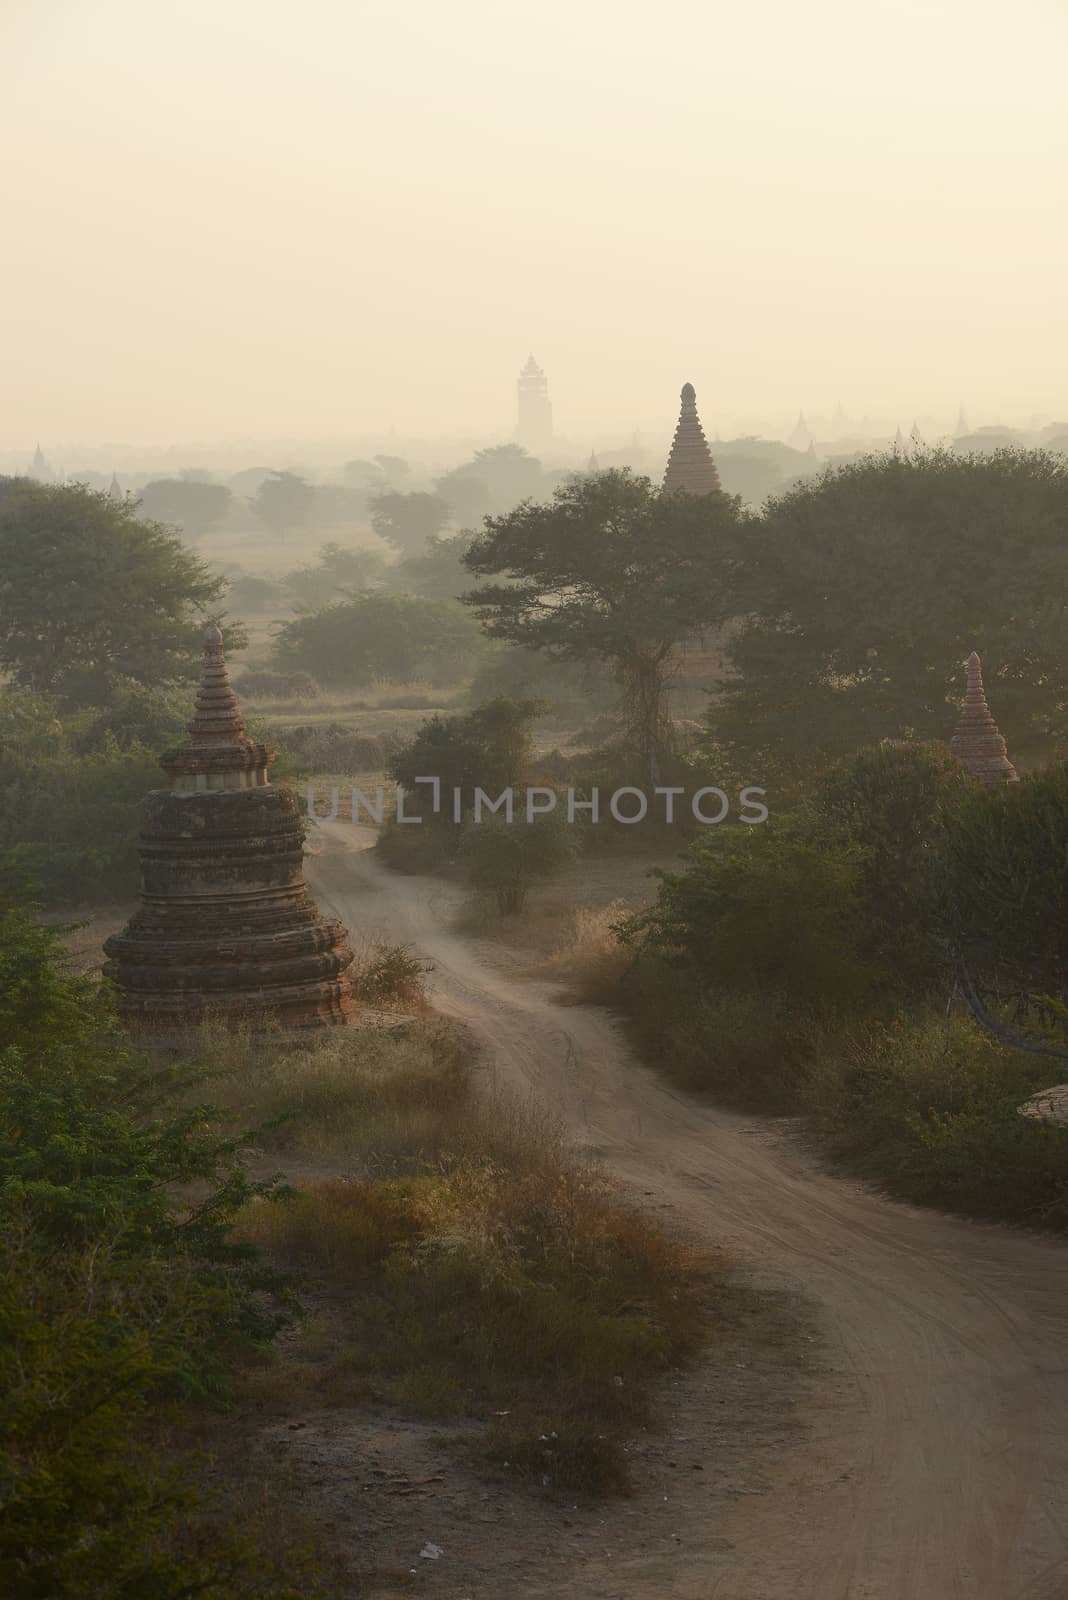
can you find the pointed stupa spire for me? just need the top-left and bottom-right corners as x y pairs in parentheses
(910, 419), (926, 448)
(108, 472), (123, 499)
(104, 621), (355, 1032)
(893, 424), (907, 453)
(789, 410), (812, 450)
(949, 652), (1019, 785)
(587, 449), (601, 473)
(160, 625), (266, 791)
(662, 383), (721, 496)
(956, 401), (969, 437)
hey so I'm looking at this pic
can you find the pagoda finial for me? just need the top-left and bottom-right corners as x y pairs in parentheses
(158, 625), (268, 792)
(662, 382), (721, 496)
(949, 652), (1019, 785)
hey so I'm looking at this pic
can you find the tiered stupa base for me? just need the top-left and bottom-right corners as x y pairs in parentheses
(104, 626), (354, 1033)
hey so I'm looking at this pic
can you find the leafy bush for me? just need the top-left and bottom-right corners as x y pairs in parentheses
(620, 819), (880, 1008)
(811, 740), (965, 988)
(462, 807), (580, 914)
(0, 884), (316, 1598)
(272, 592), (485, 689)
(0, 699), (161, 905)
(807, 1015), (1068, 1225)
(938, 761), (1068, 999)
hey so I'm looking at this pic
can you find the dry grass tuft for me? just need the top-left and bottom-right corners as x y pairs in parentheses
(524, 900), (636, 1004)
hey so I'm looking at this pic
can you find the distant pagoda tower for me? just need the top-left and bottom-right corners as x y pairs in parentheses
(108, 473), (123, 499)
(955, 401), (970, 437)
(949, 652), (1019, 786)
(516, 354), (553, 452)
(662, 383), (721, 495)
(29, 443), (52, 481)
(909, 419), (926, 448)
(586, 449), (601, 473)
(105, 626), (354, 1032)
(789, 410), (812, 450)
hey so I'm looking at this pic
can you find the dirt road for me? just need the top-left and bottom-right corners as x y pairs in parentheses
(308, 825), (1068, 1600)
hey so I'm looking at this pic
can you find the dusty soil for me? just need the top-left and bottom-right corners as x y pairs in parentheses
(296, 824), (1068, 1600)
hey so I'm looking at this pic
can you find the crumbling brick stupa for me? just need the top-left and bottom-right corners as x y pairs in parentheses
(104, 626), (354, 1031)
(948, 651), (1019, 786)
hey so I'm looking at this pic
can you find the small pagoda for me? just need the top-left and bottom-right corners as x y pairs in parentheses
(948, 652), (1019, 786)
(104, 626), (354, 1031)
(662, 383), (722, 496)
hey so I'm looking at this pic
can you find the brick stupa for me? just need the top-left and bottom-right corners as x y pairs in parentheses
(104, 626), (354, 1031)
(948, 651), (1019, 786)
(662, 383), (722, 496)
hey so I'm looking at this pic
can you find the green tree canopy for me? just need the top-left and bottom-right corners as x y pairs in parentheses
(136, 477), (232, 538)
(711, 448), (1068, 780)
(249, 469), (316, 538)
(0, 478), (238, 700)
(462, 468), (747, 779)
(271, 590), (485, 688)
(368, 490), (452, 554)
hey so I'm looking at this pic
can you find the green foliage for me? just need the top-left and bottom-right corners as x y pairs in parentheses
(368, 490), (451, 554)
(283, 542), (387, 610)
(938, 761), (1068, 997)
(0, 885), (313, 1598)
(0, 696), (161, 906)
(811, 740), (965, 986)
(389, 695), (541, 804)
(807, 1015), (1068, 1225)
(272, 591), (485, 689)
(386, 531), (474, 600)
(462, 807), (580, 914)
(137, 477), (232, 539)
(249, 471), (316, 538)
(620, 820), (879, 1008)
(712, 448), (1068, 779)
(0, 478), (240, 699)
(463, 468), (747, 778)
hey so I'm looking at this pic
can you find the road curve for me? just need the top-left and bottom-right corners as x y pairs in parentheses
(308, 824), (1068, 1600)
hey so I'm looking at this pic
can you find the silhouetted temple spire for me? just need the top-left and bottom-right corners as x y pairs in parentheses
(662, 383), (721, 496)
(949, 652), (1019, 785)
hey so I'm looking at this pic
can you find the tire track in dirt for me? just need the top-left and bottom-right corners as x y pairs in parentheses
(309, 826), (1068, 1600)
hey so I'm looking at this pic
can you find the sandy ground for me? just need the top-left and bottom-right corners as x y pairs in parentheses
(299, 823), (1068, 1600)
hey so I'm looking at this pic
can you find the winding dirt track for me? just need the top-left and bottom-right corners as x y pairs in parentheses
(309, 825), (1068, 1600)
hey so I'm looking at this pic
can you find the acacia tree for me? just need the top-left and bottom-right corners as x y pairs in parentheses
(0, 478), (238, 700)
(249, 469), (316, 539)
(136, 477), (232, 538)
(462, 469), (746, 782)
(712, 448), (1068, 780)
(368, 490), (451, 555)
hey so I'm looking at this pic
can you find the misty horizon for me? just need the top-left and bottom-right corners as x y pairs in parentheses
(4, 0), (1067, 452)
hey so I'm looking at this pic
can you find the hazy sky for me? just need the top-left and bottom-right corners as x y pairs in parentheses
(3, 0), (1067, 450)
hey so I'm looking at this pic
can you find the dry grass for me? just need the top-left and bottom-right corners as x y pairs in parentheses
(237, 1118), (720, 1495)
(170, 1012), (727, 1497)
(524, 900), (636, 1004)
(180, 1017), (474, 1171)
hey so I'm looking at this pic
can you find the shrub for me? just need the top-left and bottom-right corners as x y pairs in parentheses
(619, 819), (881, 1009)
(806, 1015), (1068, 1225)
(0, 884), (313, 1598)
(938, 761), (1068, 1001)
(811, 740), (965, 989)
(462, 807), (581, 915)
(271, 592), (486, 689)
